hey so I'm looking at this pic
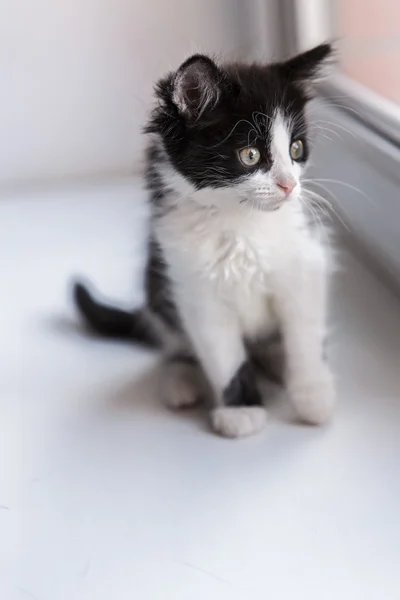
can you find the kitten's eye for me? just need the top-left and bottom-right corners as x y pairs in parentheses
(290, 139), (304, 161)
(238, 147), (261, 167)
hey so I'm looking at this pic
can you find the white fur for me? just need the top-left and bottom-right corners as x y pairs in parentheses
(211, 407), (267, 438)
(160, 362), (205, 409)
(155, 110), (335, 435)
(288, 364), (335, 425)
(270, 112), (299, 192)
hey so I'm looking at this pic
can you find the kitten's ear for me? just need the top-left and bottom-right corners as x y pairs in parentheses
(280, 43), (334, 86)
(172, 55), (223, 119)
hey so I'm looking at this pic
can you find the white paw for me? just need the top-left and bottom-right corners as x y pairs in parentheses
(211, 406), (267, 438)
(289, 367), (335, 425)
(160, 362), (203, 409)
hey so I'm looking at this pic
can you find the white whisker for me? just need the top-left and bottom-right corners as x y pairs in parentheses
(307, 178), (376, 207)
(301, 188), (350, 231)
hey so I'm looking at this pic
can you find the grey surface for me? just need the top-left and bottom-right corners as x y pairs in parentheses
(2, 181), (400, 599)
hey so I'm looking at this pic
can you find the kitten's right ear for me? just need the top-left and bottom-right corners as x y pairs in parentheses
(172, 55), (223, 119)
(280, 43), (334, 86)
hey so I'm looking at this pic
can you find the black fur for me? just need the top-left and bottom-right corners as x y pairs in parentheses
(145, 45), (332, 192)
(73, 283), (161, 347)
(165, 352), (198, 366)
(223, 361), (263, 407)
(145, 238), (181, 330)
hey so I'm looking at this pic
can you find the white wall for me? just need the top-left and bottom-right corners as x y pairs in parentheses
(1, 0), (281, 187)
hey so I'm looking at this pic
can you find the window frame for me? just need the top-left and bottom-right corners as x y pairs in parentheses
(284, 0), (400, 146)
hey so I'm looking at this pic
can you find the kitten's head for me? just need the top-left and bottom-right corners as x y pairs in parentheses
(146, 44), (333, 212)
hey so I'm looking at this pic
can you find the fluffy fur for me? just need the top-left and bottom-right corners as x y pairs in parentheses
(74, 44), (335, 437)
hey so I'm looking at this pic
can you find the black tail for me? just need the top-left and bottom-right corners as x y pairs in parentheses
(73, 282), (161, 348)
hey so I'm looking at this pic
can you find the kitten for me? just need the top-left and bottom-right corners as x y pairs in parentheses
(74, 44), (335, 438)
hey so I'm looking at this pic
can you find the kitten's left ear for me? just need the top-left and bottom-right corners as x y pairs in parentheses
(280, 43), (334, 87)
(172, 54), (224, 119)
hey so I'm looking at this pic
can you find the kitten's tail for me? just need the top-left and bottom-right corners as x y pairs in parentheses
(73, 282), (162, 348)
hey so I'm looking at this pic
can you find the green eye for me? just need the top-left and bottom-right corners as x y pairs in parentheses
(290, 139), (304, 161)
(238, 147), (261, 167)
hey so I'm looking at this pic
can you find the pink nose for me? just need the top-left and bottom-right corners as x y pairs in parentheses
(277, 179), (297, 196)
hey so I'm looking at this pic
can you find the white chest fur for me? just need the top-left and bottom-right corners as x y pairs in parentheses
(155, 196), (314, 338)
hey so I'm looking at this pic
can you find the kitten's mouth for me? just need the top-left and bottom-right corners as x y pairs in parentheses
(240, 191), (292, 212)
(251, 196), (289, 212)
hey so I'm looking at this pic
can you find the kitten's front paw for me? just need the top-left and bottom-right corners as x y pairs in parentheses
(160, 362), (204, 409)
(211, 406), (267, 438)
(288, 368), (335, 425)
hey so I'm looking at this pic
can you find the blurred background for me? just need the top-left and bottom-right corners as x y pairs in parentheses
(3, 3), (400, 600)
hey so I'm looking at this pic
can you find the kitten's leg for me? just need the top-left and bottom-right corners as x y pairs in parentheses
(160, 354), (206, 409)
(177, 295), (267, 438)
(276, 248), (335, 425)
(211, 361), (267, 438)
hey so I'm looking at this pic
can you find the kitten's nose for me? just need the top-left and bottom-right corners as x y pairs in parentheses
(276, 178), (297, 196)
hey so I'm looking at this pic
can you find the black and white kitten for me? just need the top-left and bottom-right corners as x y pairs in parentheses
(74, 44), (335, 438)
